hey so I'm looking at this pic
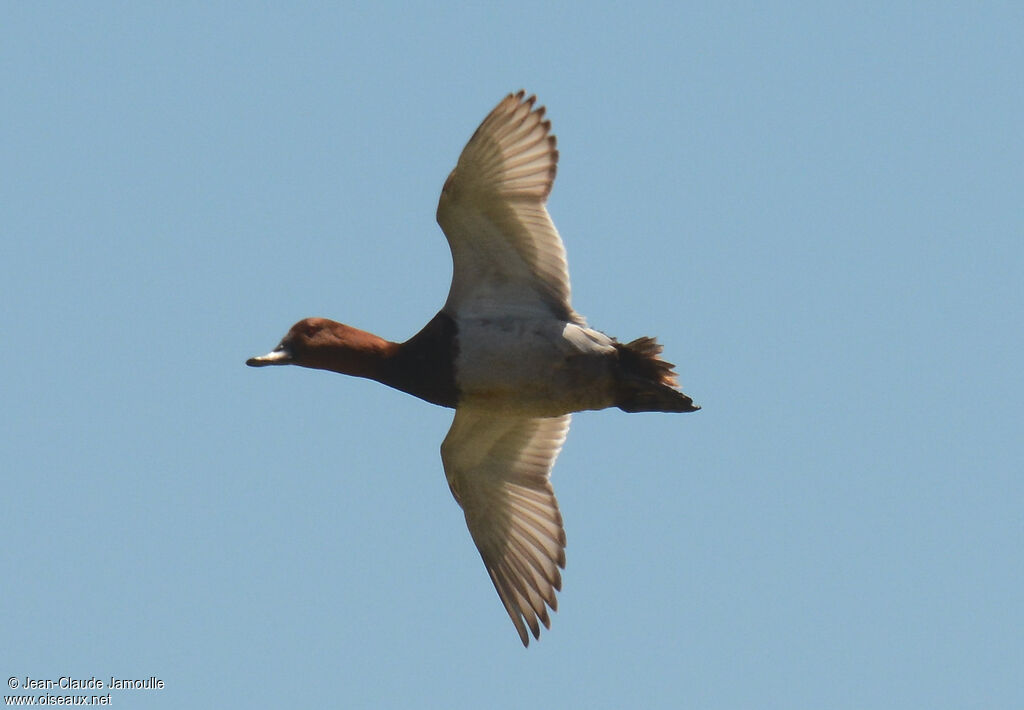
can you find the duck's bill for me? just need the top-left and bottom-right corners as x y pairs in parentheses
(246, 348), (293, 367)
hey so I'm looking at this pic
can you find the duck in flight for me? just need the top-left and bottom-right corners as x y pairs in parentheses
(247, 91), (699, 646)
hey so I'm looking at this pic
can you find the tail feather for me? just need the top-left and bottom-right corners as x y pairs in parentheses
(614, 337), (699, 413)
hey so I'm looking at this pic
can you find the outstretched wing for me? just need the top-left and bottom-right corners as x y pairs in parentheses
(436, 91), (581, 323)
(440, 408), (571, 646)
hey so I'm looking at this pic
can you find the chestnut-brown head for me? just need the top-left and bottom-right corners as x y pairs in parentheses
(246, 317), (394, 377)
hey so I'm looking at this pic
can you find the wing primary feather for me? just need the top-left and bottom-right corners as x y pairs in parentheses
(492, 559), (542, 639)
(488, 567), (531, 646)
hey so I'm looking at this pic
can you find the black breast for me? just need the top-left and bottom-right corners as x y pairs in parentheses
(385, 311), (459, 408)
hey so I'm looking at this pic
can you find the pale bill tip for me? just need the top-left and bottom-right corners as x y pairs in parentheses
(246, 349), (292, 367)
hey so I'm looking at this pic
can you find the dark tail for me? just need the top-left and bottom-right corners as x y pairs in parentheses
(614, 337), (700, 413)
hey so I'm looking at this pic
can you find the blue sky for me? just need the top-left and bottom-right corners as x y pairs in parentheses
(3, 2), (1021, 708)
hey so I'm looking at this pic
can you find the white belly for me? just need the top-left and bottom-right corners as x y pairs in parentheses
(454, 317), (618, 416)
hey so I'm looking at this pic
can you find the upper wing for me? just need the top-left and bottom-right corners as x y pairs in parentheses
(436, 91), (582, 323)
(440, 408), (571, 646)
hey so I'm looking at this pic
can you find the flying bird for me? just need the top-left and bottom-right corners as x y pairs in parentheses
(247, 91), (699, 645)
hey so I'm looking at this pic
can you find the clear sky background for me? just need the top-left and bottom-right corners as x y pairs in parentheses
(3, 3), (1021, 708)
